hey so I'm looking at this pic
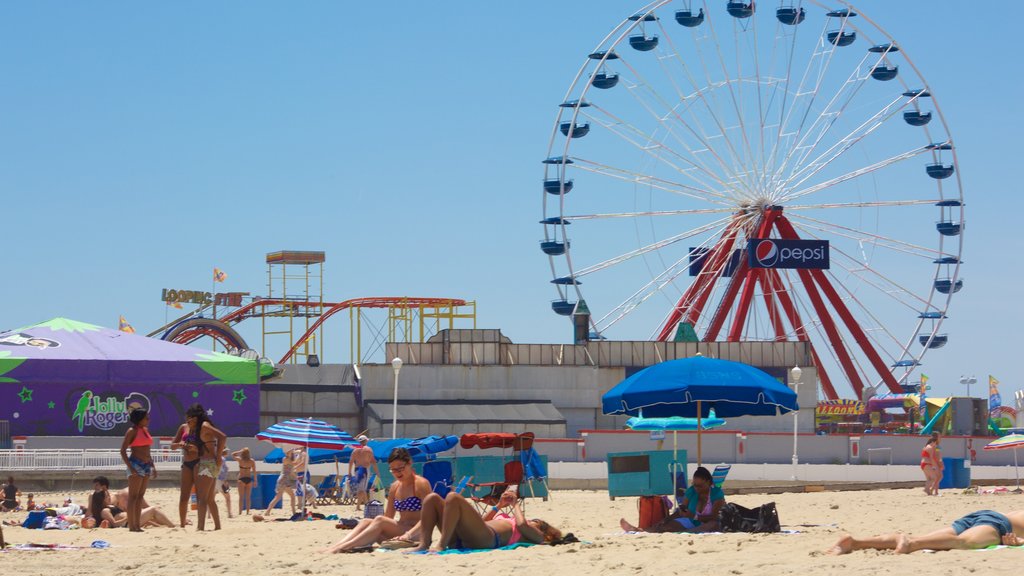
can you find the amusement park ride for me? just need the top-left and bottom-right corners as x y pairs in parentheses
(541, 1), (964, 402)
(149, 251), (477, 366)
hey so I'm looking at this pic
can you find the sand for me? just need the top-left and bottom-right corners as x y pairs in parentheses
(1, 485), (1021, 575)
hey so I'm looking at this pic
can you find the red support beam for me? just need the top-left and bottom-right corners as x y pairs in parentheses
(763, 267), (840, 400)
(774, 216), (902, 395)
(657, 219), (742, 340)
(756, 269), (787, 342)
(727, 209), (781, 341)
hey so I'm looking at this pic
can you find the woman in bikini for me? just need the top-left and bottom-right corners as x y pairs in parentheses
(619, 466), (725, 533)
(187, 404), (227, 531)
(119, 408), (156, 532)
(264, 447), (299, 517)
(171, 411), (201, 527)
(232, 447), (257, 515)
(921, 432), (944, 496)
(408, 489), (562, 552)
(321, 447), (431, 553)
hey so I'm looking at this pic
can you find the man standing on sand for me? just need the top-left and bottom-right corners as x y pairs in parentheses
(347, 435), (379, 511)
(828, 509), (1024, 554)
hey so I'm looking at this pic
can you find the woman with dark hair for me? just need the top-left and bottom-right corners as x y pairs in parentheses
(170, 410), (201, 527)
(321, 447), (431, 553)
(408, 489), (563, 552)
(186, 404), (227, 531)
(619, 466), (725, 533)
(921, 432), (944, 496)
(119, 408), (156, 532)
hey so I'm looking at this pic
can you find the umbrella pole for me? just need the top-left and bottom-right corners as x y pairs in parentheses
(1016, 448), (1020, 492)
(697, 400), (702, 468)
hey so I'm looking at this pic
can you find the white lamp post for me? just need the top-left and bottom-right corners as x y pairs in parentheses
(790, 365), (802, 481)
(391, 357), (403, 439)
(959, 374), (976, 398)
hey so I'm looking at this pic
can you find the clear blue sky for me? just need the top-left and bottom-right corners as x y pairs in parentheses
(2, 1), (1018, 401)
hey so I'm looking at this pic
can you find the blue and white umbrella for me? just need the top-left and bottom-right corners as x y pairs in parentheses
(256, 418), (359, 450)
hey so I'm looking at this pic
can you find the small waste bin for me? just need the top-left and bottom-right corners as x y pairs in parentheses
(939, 458), (970, 489)
(249, 473), (282, 509)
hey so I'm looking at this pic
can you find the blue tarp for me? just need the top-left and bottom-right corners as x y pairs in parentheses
(264, 435), (458, 464)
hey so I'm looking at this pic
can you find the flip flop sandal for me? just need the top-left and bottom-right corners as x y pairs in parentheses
(380, 538), (417, 550)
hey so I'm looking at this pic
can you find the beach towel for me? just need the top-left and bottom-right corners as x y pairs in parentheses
(398, 543), (536, 555)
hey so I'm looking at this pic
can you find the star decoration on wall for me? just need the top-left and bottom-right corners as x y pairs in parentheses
(206, 408), (215, 417)
(18, 386), (33, 403)
(232, 389), (247, 406)
(47, 401), (55, 409)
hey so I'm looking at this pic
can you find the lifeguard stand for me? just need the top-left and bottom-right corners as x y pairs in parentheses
(264, 251), (325, 365)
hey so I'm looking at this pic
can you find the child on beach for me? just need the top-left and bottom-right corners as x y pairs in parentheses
(232, 447), (257, 515)
(120, 408), (156, 532)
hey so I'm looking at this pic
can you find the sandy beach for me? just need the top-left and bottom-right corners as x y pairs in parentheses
(1, 485), (1021, 575)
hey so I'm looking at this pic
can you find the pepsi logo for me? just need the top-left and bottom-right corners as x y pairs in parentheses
(755, 240), (778, 267)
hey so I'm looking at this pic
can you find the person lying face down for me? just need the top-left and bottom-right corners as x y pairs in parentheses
(828, 509), (1024, 554)
(407, 489), (563, 553)
(619, 466), (726, 534)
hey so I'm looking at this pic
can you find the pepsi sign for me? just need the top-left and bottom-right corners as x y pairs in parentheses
(747, 239), (829, 269)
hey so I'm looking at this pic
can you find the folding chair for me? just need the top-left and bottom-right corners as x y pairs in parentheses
(519, 447), (550, 502)
(711, 464), (732, 489)
(422, 460), (454, 498)
(314, 474), (340, 506)
(465, 459), (524, 513)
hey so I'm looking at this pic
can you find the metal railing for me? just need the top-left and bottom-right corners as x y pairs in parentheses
(0, 449), (182, 471)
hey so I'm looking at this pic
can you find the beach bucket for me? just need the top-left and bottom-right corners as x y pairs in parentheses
(364, 500), (384, 519)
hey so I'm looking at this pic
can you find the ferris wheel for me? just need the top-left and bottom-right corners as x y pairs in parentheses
(540, 1), (964, 400)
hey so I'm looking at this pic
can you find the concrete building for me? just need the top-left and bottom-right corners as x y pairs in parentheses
(259, 329), (817, 439)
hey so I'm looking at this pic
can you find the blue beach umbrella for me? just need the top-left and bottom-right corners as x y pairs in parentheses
(603, 355), (798, 465)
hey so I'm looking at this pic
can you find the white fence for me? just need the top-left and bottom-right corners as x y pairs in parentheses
(0, 449), (182, 471)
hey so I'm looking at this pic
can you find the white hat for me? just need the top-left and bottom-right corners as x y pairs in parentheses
(357, 435), (369, 443)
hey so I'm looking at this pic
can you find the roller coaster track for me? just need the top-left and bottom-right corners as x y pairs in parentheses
(166, 297), (468, 365)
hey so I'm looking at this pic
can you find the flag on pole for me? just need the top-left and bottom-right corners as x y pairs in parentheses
(918, 373), (929, 394)
(990, 375), (1002, 411)
(118, 315), (135, 334)
(213, 267), (228, 283)
(167, 301), (183, 310)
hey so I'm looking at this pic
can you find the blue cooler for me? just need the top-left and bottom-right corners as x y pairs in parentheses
(249, 473), (282, 509)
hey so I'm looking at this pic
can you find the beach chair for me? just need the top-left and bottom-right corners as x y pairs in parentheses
(314, 474), (341, 505)
(519, 447), (550, 502)
(465, 459), (524, 513)
(423, 460), (454, 498)
(712, 464), (732, 489)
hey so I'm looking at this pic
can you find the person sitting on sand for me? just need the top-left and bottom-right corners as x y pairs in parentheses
(320, 447), (431, 553)
(828, 509), (1024, 554)
(108, 485), (175, 528)
(619, 466), (725, 534)
(408, 489), (562, 553)
(2, 476), (21, 512)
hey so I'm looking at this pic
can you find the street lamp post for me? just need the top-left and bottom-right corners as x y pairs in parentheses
(790, 365), (802, 481)
(959, 374), (976, 398)
(391, 357), (403, 439)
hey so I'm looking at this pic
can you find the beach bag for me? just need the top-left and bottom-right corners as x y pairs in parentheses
(718, 502), (781, 533)
(637, 495), (670, 530)
(364, 499), (384, 519)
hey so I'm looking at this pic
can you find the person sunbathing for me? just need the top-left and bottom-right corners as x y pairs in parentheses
(408, 490), (562, 553)
(619, 466), (725, 534)
(320, 447), (432, 553)
(827, 509), (1024, 554)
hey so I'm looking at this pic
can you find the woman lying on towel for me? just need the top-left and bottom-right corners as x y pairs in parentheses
(406, 490), (562, 553)
(620, 466), (725, 534)
(321, 447), (432, 553)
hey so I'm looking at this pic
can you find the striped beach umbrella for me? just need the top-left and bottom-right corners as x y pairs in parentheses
(256, 417), (359, 450)
(983, 433), (1024, 491)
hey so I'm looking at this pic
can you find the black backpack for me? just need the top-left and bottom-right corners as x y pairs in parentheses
(718, 502), (781, 533)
